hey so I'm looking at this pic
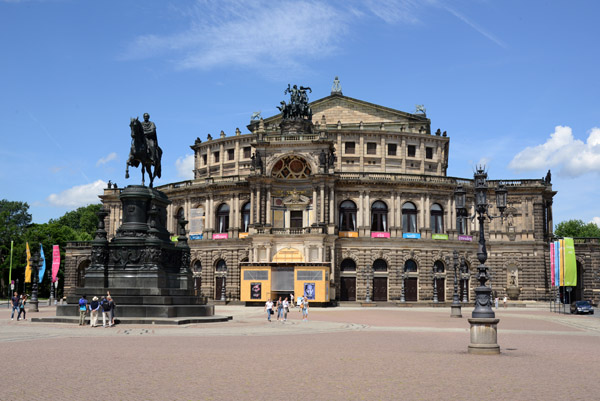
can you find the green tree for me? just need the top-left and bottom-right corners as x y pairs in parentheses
(554, 219), (600, 238)
(49, 203), (101, 238)
(0, 200), (32, 296)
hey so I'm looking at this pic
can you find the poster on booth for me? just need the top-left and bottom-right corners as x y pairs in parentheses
(250, 282), (262, 299)
(304, 282), (315, 300)
(189, 208), (204, 240)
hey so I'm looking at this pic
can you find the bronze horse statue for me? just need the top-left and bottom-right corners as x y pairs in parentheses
(126, 117), (162, 188)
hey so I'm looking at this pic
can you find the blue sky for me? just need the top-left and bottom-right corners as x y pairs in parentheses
(1, 0), (599, 227)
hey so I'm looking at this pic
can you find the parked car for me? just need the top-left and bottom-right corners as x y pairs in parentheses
(570, 300), (594, 315)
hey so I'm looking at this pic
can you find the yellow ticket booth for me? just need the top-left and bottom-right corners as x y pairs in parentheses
(240, 264), (330, 303)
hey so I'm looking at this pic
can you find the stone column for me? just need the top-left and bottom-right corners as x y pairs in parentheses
(390, 191), (396, 229)
(329, 186), (335, 224)
(219, 143), (224, 176)
(266, 187), (271, 225)
(257, 186), (262, 225)
(320, 185), (325, 224)
(365, 191), (370, 234)
(250, 189), (255, 225)
(311, 186), (317, 225)
(358, 191), (364, 228)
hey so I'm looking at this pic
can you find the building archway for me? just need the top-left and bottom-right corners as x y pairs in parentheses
(403, 259), (418, 301)
(433, 260), (445, 301)
(372, 259), (388, 301)
(339, 258), (356, 301)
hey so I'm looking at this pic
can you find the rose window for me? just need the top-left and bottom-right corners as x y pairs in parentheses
(271, 156), (311, 179)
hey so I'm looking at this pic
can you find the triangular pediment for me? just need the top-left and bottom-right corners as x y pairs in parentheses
(263, 94), (428, 126)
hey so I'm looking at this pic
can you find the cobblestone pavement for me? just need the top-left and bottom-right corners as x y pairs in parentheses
(1, 304), (598, 400)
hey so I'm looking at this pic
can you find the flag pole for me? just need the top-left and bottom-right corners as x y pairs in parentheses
(8, 241), (13, 307)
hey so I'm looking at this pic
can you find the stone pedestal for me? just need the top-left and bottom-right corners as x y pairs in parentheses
(57, 185), (213, 320)
(450, 304), (462, 318)
(468, 318), (500, 354)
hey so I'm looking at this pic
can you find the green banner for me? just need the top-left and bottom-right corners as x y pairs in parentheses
(432, 234), (448, 240)
(563, 237), (577, 286)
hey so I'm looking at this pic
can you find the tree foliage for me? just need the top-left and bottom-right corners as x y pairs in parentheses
(1, 202), (101, 298)
(554, 220), (600, 238)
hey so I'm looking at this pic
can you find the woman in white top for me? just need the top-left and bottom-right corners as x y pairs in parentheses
(264, 299), (274, 322)
(282, 298), (289, 322)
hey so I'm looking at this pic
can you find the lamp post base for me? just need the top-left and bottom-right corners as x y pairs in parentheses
(468, 318), (500, 354)
(28, 300), (39, 313)
(450, 303), (462, 318)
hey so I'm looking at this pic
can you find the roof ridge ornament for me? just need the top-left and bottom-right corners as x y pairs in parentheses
(331, 76), (342, 95)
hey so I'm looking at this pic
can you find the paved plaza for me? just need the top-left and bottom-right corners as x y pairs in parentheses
(1, 303), (599, 400)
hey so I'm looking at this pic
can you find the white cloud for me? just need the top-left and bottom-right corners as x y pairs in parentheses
(508, 126), (600, 177)
(124, 0), (431, 72)
(592, 217), (600, 227)
(96, 152), (117, 167)
(47, 180), (106, 208)
(175, 154), (194, 179)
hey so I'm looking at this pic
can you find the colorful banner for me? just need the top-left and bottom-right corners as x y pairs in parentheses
(24, 242), (32, 283)
(402, 233), (421, 239)
(189, 207), (204, 238)
(52, 245), (60, 283)
(39, 244), (46, 283)
(371, 232), (390, 238)
(432, 234), (449, 240)
(458, 235), (473, 242)
(563, 237), (577, 286)
(338, 231), (358, 238)
(559, 239), (565, 286)
(554, 240), (560, 287)
(213, 233), (228, 239)
(550, 242), (555, 286)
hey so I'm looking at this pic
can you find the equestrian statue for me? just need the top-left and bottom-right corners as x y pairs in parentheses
(126, 113), (163, 188)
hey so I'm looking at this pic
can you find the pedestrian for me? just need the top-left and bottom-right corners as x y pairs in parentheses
(290, 293), (294, 308)
(276, 297), (283, 321)
(10, 292), (19, 320)
(108, 295), (116, 326)
(90, 296), (100, 327)
(297, 295), (303, 310)
(264, 299), (274, 322)
(17, 295), (28, 321)
(494, 297), (499, 309)
(78, 295), (88, 326)
(282, 297), (289, 322)
(503, 296), (507, 309)
(301, 297), (309, 321)
(101, 296), (111, 327)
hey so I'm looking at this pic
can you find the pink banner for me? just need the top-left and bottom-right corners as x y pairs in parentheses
(52, 245), (60, 283)
(550, 242), (555, 287)
(371, 232), (390, 238)
(212, 233), (228, 239)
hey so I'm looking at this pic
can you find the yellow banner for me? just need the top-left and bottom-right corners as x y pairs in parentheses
(25, 242), (32, 283)
(563, 237), (577, 286)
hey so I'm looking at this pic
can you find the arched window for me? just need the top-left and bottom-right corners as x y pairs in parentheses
(339, 200), (357, 231)
(430, 203), (444, 233)
(340, 259), (356, 272)
(371, 201), (388, 232)
(77, 260), (89, 287)
(216, 204), (229, 234)
(402, 202), (418, 233)
(434, 260), (445, 273)
(373, 259), (388, 272)
(193, 260), (202, 273)
(215, 259), (227, 272)
(404, 259), (418, 273)
(241, 202), (251, 232)
(271, 155), (312, 179)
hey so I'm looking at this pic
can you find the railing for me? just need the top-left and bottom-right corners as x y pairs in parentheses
(256, 227), (324, 235)
(336, 172), (546, 187)
(268, 134), (318, 142)
(66, 241), (91, 248)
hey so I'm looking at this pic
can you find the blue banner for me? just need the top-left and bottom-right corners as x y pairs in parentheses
(402, 233), (421, 239)
(39, 244), (46, 283)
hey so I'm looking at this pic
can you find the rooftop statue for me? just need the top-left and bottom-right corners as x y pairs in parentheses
(279, 84), (312, 121)
(125, 113), (163, 188)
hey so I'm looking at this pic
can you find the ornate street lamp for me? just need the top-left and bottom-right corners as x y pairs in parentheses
(29, 251), (40, 312)
(365, 265), (373, 303)
(432, 267), (438, 303)
(461, 257), (468, 303)
(400, 273), (406, 303)
(450, 250), (462, 318)
(454, 168), (506, 318)
(455, 167), (507, 354)
(220, 274), (226, 302)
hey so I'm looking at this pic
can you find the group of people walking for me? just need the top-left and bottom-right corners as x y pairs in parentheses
(10, 292), (28, 321)
(78, 293), (116, 327)
(264, 294), (309, 322)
